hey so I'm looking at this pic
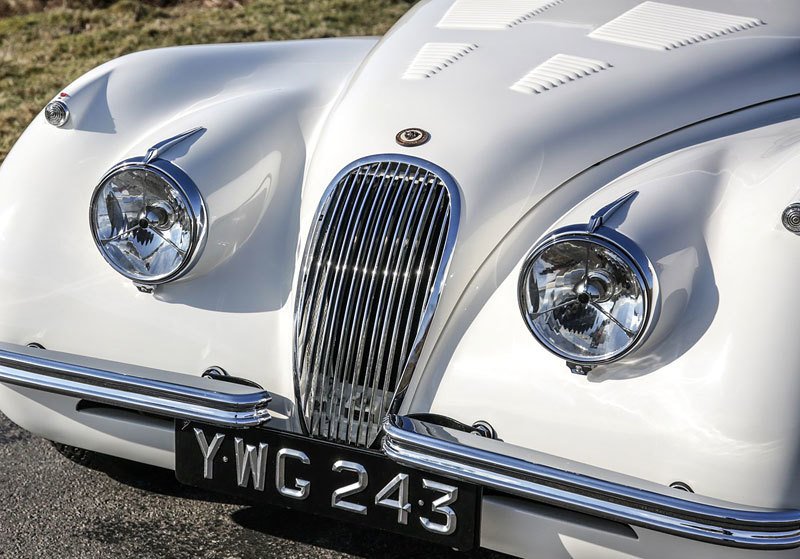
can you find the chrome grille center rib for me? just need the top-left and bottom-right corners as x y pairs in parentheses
(293, 156), (459, 447)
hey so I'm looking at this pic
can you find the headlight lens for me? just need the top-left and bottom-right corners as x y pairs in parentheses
(90, 163), (205, 284)
(519, 234), (651, 363)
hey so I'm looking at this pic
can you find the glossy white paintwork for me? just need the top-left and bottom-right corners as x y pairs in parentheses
(0, 37), (377, 434)
(481, 495), (800, 559)
(1, 0), (800, 557)
(428, 116), (800, 510)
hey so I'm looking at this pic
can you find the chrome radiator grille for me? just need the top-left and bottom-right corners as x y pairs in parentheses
(294, 157), (458, 447)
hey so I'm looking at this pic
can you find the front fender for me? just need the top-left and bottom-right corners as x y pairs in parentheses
(0, 38), (375, 451)
(3, 38), (377, 281)
(419, 108), (800, 510)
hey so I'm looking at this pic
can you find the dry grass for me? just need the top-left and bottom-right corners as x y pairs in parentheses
(0, 0), (414, 162)
(0, 0), (258, 17)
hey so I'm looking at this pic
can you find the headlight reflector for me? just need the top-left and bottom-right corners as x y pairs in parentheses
(519, 233), (651, 364)
(90, 162), (205, 284)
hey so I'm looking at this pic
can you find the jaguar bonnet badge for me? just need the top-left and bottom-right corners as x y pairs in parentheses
(396, 127), (430, 147)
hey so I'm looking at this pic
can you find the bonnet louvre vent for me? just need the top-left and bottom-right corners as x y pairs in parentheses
(402, 43), (478, 80)
(294, 158), (457, 447)
(588, 1), (764, 51)
(438, 0), (564, 30)
(511, 54), (611, 94)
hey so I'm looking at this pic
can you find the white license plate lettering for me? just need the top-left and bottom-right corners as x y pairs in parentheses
(420, 479), (459, 535)
(234, 438), (268, 491)
(276, 448), (311, 499)
(186, 427), (469, 545)
(331, 460), (368, 514)
(193, 428), (225, 480)
(374, 473), (411, 524)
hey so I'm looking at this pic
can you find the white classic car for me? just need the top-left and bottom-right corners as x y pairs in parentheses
(1, 0), (800, 557)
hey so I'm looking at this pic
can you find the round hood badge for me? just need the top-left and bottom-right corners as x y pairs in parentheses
(396, 128), (430, 147)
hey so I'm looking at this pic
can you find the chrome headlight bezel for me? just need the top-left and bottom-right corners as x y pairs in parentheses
(518, 224), (657, 365)
(89, 157), (207, 285)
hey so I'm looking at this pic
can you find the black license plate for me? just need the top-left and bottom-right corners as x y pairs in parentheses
(175, 422), (480, 550)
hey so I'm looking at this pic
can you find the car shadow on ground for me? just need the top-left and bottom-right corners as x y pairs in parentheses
(230, 506), (508, 559)
(81, 450), (509, 558)
(67, 449), (248, 506)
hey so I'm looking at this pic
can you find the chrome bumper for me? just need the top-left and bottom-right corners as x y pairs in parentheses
(383, 415), (800, 550)
(0, 343), (271, 427)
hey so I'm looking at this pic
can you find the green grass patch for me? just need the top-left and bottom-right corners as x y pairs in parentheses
(0, 0), (414, 162)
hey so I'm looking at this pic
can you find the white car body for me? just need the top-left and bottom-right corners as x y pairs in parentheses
(1, 0), (800, 557)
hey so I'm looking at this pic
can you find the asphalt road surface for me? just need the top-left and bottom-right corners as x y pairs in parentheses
(0, 413), (510, 559)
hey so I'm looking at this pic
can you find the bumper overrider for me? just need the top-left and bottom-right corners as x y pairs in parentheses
(1, 342), (799, 550)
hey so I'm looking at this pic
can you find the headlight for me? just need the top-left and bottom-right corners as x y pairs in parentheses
(518, 228), (654, 365)
(90, 160), (206, 285)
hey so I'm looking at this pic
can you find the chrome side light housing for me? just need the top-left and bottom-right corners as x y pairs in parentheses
(44, 100), (70, 128)
(783, 203), (800, 234)
(90, 158), (206, 285)
(518, 193), (656, 367)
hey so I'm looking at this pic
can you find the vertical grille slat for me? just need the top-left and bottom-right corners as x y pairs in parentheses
(338, 165), (399, 445)
(373, 178), (438, 435)
(351, 168), (413, 445)
(296, 180), (350, 428)
(329, 163), (398, 443)
(366, 172), (429, 444)
(294, 157), (458, 447)
(357, 167), (424, 444)
(295, 179), (348, 369)
(319, 168), (382, 440)
(302, 169), (365, 432)
(398, 190), (447, 369)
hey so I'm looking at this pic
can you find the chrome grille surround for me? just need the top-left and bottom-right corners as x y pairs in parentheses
(293, 155), (460, 448)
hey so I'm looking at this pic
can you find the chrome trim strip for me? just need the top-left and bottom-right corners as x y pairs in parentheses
(588, 190), (638, 233)
(382, 415), (800, 549)
(144, 127), (205, 165)
(0, 343), (271, 427)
